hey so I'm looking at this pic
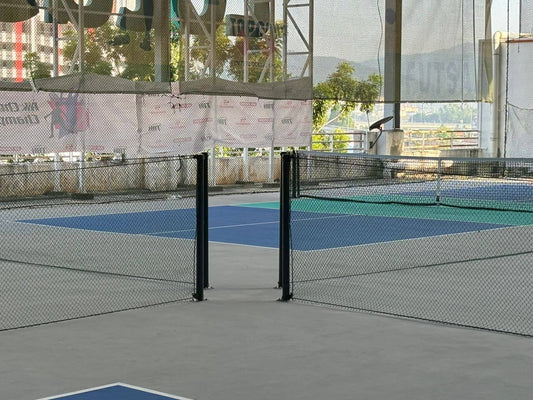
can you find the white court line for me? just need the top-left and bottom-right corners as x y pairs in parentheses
(150, 214), (354, 236)
(36, 382), (194, 400)
(294, 225), (518, 253)
(209, 240), (277, 249)
(150, 220), (279, 236)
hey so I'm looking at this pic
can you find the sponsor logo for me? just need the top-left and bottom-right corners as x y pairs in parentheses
(171, 121), (187, 129)
(0, 102), (39, 112)
(0, 115), (40, 127)
(239, 101), (257, 107)
(46, 93), (89, 138)
(220, 100), (234, 109)
(236, 118), (251, 126)
(281, 101), (297, 109)
(193, 117), (213, 124)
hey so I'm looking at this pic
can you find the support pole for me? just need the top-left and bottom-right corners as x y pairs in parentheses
(279, 152), (292, 300)
(194, 152), (209, 300)
(384, 0), (402, 130)
(77, 0), (84, 73)
(154, 0), (170, 82)
(201, 152), (209, 289)
(52, 0), (59, 77)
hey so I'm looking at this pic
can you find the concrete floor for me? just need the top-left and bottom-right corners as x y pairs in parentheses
(2, 193), (533, 400)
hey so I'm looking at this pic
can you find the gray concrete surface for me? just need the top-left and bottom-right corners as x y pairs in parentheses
(2, 193), (533, 400)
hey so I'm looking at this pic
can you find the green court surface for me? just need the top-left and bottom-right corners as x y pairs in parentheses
(240, 199), (533, 226)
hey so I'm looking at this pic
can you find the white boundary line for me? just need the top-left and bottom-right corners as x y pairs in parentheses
(36, 382), (194, 400)
(209, 240), (277, 249)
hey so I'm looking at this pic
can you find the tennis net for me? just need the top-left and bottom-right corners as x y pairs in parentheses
(294, 151), (533, 213)
(0, 154), (208, 331)
(280, 151), (533, 336)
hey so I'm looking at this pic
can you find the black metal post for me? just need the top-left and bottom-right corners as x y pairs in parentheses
(201, 152), (209, 289)
(194, 153), (208, 301)
(291, 150), (299, 199)
(279, 152), (292, 300)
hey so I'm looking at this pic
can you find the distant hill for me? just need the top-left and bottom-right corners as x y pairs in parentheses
(299, 45), (483, 102)
(311, 56), (378, 83)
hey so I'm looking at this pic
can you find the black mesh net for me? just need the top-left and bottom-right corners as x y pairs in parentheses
(286, 151), (533, 336)
(0, 155), (201, 331)
(0, 0), (310, 98)
(0, 0), (502, 102)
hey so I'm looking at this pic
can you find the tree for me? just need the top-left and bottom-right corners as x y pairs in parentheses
(62, 23), (115, 75)
(23, 52), (52, 80)
(438, 103), (474, 126)
(312, 129), (352, 152)
(227, 22), (284, 83)
(313, 62), (382, 133)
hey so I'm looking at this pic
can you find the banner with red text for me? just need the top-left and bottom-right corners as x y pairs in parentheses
(0, 86), (312, 155)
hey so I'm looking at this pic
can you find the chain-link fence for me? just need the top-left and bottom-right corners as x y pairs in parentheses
(0, 155), (207, 331)
(207, 148), (283, 194)
(280, 151), (533, 336)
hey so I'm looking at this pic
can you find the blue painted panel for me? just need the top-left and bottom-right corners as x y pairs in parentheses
(20, 205), (507, 251)
(42, 384), (186, 400)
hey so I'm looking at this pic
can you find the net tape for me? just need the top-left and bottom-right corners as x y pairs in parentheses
(295, 151), (533, 213)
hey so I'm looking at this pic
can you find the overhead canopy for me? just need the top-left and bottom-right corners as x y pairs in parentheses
(0, 0), (310, 99)
(1, 0), (528, 104)
(32, 72), (171, 94)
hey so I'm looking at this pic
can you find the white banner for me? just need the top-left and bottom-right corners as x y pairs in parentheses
(0, 87), (312, 155)
(508, 41), (533, 109)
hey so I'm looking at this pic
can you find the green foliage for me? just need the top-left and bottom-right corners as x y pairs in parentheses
(313, 62), (382, 133)
(190, 25), (233, 78)
(23, 52), (52, 80)
(227, 21), (284, 83)
(59, 19), (286, 84)
(116, 30), (155, 81)
(410, 104), (474, 126)
(62, 23), (115, 76)
(439, 103), (474, 125)
(312, 129), (352, 152)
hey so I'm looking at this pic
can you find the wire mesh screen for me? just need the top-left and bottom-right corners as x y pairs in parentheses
(504, 38), (533, 158)
(286, 151), (533, 336)
(0, 155), (201, 331)
(521, 0), (533, 34)
(0, 0), (501, 102)
(312, 0), (488, 102)
(0, 0), (310, 99)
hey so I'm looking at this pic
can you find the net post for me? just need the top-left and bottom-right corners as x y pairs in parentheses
(279, 152), (293, 300)
(201, 152), (209, 289)
(436, 157), (442, 204)
(291, 150), (300, 198)
(194, 152), (208, 301)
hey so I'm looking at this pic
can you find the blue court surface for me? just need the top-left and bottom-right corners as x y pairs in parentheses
(38, 383), (191, 400)
(20, 204), (511, 251)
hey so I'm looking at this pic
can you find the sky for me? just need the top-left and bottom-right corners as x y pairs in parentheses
(491, 0), (520, 33)
(119, 0), (522, 59)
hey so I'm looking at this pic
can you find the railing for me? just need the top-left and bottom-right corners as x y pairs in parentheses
(403, 129), (480, 155)
(0, 129), (482, 193)
(311, 131), (366, 153)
